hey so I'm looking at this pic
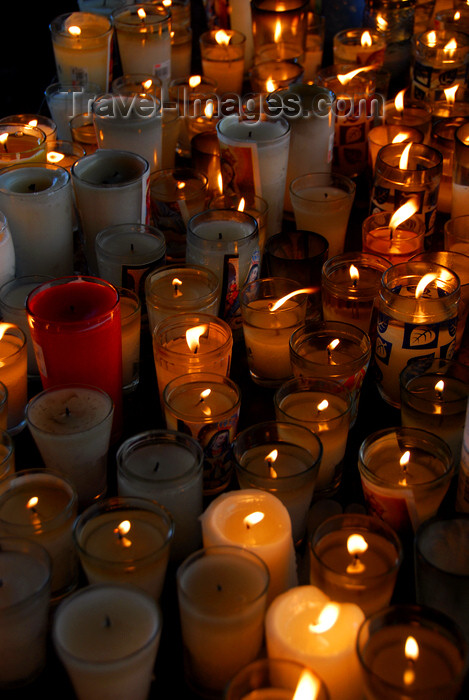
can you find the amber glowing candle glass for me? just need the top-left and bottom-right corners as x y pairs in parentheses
(0, 124), (46, 170)
(362, 210), (425, 265)
(411, 29), (469, 102)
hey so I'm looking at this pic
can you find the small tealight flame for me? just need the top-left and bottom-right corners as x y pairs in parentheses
(172, 277), (183, 296)
(346, 533), (368, 573)
(317, 399), (329, 412)
(217, 171), (223, 194)
(0, 133), (8, 146)
(327, 338), (340, 353)
(204, 101), (214, 118)
(28, 119), (38, 128)
(68, 25), (81, 36)
(137, 7), (146, 19)
(274, 19), (282, 43)
(435, 379), (445, 397)
(309, 603), (340, 634)
(392, 132), (411, 144)
(266, 77), (276, 93)
(455, 10), (461, 20)
(403, 636), (419, 685)
(215, 29), (231, 46)
(394, 88), (406, 113)
(444, 38), (458, 58)
(163, 0), (172, 6)
(189, 75), (202, 88)
(27, 497), (39, 510)
(444, 84), (459, 104)
(0, 323), (15, 342)
(244, 511), (265, 528)
(337, 65), (375, 85)
(350, 264), (359, 287)
(237, 197), (245, 212)
(389, 199), (419, 235)
(47, 151), (65, 164)
(200, 388), (211, 400)
(114, 520), (132, 547)
(177, 181), (186, 190)
(265, 449), (278, 478)
(399, 142), (412, 170)
(399, 450), (410, 486)
(376, 14), (388, 31)
(361, 30), (373, 48)
(143, 79), (153, 90)
(415, 273), (438, 299)
(186, 324), (208, 353)
(292, 669), (321, 700)
(269, 288), (314, 312)
(427, 30), (437, 47)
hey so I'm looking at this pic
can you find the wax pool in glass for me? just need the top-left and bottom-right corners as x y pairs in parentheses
(224, 657), (329, 700)
(274, 377), (352, 496)
(358, 427), (454, 536)
(362, 210), (426, 265)
(74, 496), (174, 600)
(0, 124), (46, 170)
(309, 513), (403, 618)
(163, 373), (241, 497)
(232, 420), (322, 545)
(117, 429), (203, 562)
(152, 312), (233, 400)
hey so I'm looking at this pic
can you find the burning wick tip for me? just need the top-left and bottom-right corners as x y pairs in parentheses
(65, 406), (70, 417)
(216, 583), (222, 592)
(154, 461), (160, 472)
(104, 616), (111, 628)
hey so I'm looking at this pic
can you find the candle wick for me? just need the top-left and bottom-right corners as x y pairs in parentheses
(193, 345), (199, 355)
(0, 579), (2, 587)
(104, 615), (111, 628)
(2, 142), (7, 153)
(217, 584), (222, 592)
(248, 131), (252, 138)
(130, 243), (134, 253)
(70, 305), (74, 313)
(102, 171), (121, 185)
(154, 461), (160, 472)
(65, 406), (70, 417)
(28, 183), (36, 192)
(324, 192), (328, 198)
(218, 232), (223, 240)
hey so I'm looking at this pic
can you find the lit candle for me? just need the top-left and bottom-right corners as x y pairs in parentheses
(362, 202), (425, 265)
(74, 497), (174, 599)
(200, 29), (246, 94)
(265, 585), (365, 700)
(53, 583), (162, 700)
(333, 28), (386, 66)
(0, 323), (27, 434)
(0, 124), (46, 169)
(368, 124), (422, 174)
(384, 88), (432, 142)
(200, 488), (298, 603)
(309, 513), (403, 617)
(411, 29), (469, 101)
(170, 26), (192, 80)
(0, 469), (78, 599)
(358, 427), (454, 534)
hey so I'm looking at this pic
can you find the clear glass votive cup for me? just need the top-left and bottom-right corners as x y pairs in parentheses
(444, 215), (469, 255)
(0, 429), (14, 484)
(224, 657), (329, 700)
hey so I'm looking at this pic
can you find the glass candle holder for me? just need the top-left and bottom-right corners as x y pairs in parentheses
(74, 496), (174, 600)
(370, 142), (443, 240)
(95, 223), (166, 301)
(262, 230), (329, 322)
(52, 583), (162, 700)
(411, 29), (469, 102)
(429, 85), (469, 123)
(111, 73), (162, 98)
(253, 43), (304, 65)
(249, 59), (304, 92)
(26, 384), (114, 508)
(145, 264), (220, 335)
(289, 320), (372, 424)
(149, 167), (208, 264)
(0, 163), (73, 278)
(444, 214), (469, 254)
(199, 29), (246, 94)
(163, 373), (241, 497)
(400, 357), (469, 462)
(374, 261), (460, 408)
(239, 277), (308, 388)
(357, 605), (468, 700)
(0, 430), (14, 482)
(0, 124), (46, 170)
(274, 377), (352, 496)
(0, 323), (27, 434)
(71, 149), (150, 274)
(415, 515), (469, 644)
(368, 124), (423, 174)
(113, 4), (172, 85)
(309, 513), (403, 618)
(177, 545), (270, 698)
(430, 116), (468, 214)
(251, 0), (308, 62)
(118, 287), (141, 393)
(0, 538), (51, 690)
(116, 429), (203, 562)
(70, 112), (98, 154)
(171, 26), (193, 81)
(321, 251), (391, 336)
(45, 82), (101, 140)
(232, 420), (322, 545)
(289, 172), (356, 259)
(265, 585), (365, 700)
(200, 488), (298, 603)
(384, 95), (432, 143)
(0, 469), (78, 600)
(316, 64), (379, 178)
(358, 427), (454, 535)
(224, 657), (329, 700)
(362, 210), (426, 265)
(153, 312), (233, 400)
(26, 276), (123, 440)
(333, 28), (386, 66)
(0, 211), (15, 290)
(50, 12), (113, 92)
(452, 121), (469, 219)
(168, 75), (218, 158)
(190, 131), (222, 197)
(210, 192), (269, 254)
(216, 114), (290, 241)
(0, 114), (57, 144)
(0, 383), (8, 432)
(44, 139), (86, 171)
(302, 12), (325, 82)
(186, 208), (260, 330)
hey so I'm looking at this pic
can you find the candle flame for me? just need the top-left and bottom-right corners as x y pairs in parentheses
(327, 339), (340, 352)
(185, 324), (208, 352)
(265, 449), (278, 463)
(163, 0), (172, 6)
(317, 399), (329, 412)
(177, 181), (186, 190)
(347, 534), (368, 556)
(361, 30), (373, 48)
(309, 603), (340, 633)
(337, 65), (375, 85)
(415, 273), (438, 299)
(427, 30), (437, 47)
(189, 75), (202, 88)
(274, 19), (282, 43)
(392, 132), (411, 144)
(435, 379), (445, 394)
(400, 451), (410, 468)
(244, 511), (265, 528)
(27, 497), (39, 509)
(399, 143), (412, 170)
(389, 199), (419, 234)
(143, 79), (153, 90)
(237, 197), (245, 212)
(444, 38), (458, 57)
(172, 277), (182, 287)
(204, 101), (214, 118)
(269, 288), (314, 312)
(200, 388), (211, 400)
(0, 133), (8, 145)
(405, 636), (419, 661)
(137, 7), (146, 19)
(217, 171), (223, 194)
(114, 520), (132, 547)
(266, 77), (276, 93)
(349, 264), (359, 285)
(68, 25), (81, 36)
(376, 14), (388, 31)
(394, 88), (406, 113)
(0, 323), (15, 341)
(455, 10), (461, 20)
(47, 151), (65, 163)
(292, 669), (321, 700)
(215, 29), (231, 46)
(444, 84), (460, 104)
(28, 119), (38, 128)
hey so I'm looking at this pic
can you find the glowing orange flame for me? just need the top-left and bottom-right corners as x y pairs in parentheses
(317, 399), (329, 412)
(435, 379), (445, 395)
(244, 511), (265, 528)
(392, 132), (411, 144)
(114, 520), (132, 547)
(346, 533), (368, 573)
(47, 151), (65, 164)
(337, 65), (375, 85)
(266, 77), (276, 93)
(349, 264), (359, 286)
(143, 79), (153, 90)
(27, 497), (39, 509)
(389, 199), (419, 233)
(274, 19), (282, 43)
(293, 669), (321, 700)
(217, 171), (223, 194)
(399, 142), (412, 169)
(185, 324), (208, 352)
(28, 119), (38, 128)
(204, 101), (214, 118)
(405, 636), (419, 661)
(269, 288), (314, 312)
(237, 197), (245, 212)
(415, 273), (438, 299)
(68, 25), (81, 36)
(376, 14), (388, 31)
(309, 603), (340, 633)
(327, 339), (340, 353)
(444, 38), (458, 58)
(444, 84), (459, 104)
(0, 133), (8, 146)
(427, 30), (437, 47)
(394, 88), (406, 113)
(137, 7), (146, 19)
(215, 29), (231, 46)
(189, 75), (202, 88)
(361, 30), (373, 48)
(200, 388), (211, 400)
(0, 323), (16, 341)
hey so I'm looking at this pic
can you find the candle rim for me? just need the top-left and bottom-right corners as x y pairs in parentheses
(0, 539), (52, 611)
(163, 373), (241, 421)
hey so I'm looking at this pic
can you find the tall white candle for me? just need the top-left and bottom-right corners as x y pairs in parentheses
(0, 212), (15, 288)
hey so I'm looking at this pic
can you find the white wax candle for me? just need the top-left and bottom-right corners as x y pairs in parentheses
(0, 216), (15, 288)
(200, 489), (298, 603)
(114, 10), (172, 85)
(53, 584), (161, 700)
(265, 586), (365, 700)
(229, 0), (254, 68)
(201, 45), (245, 94)
(0, 327), (27, 433)
(120, 293), (141, 391)
(451, 182), (469, 218)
